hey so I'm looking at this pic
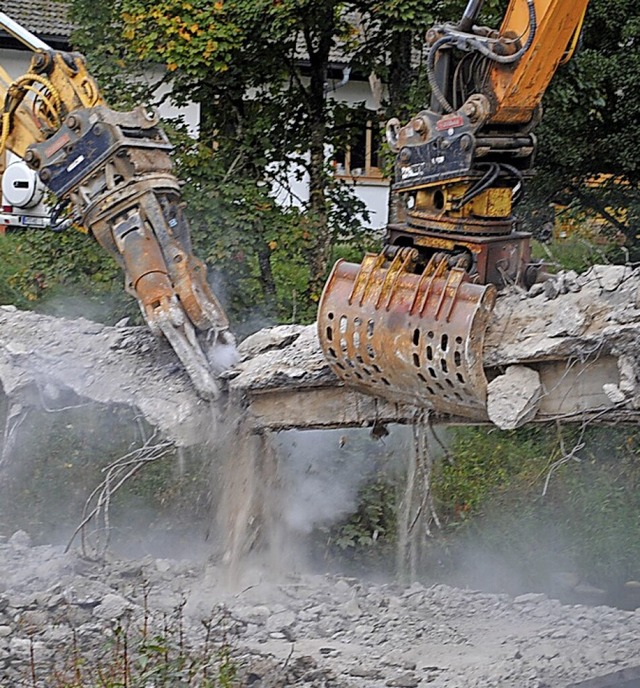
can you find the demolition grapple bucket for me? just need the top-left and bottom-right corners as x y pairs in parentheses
(317, 248), (497, 419)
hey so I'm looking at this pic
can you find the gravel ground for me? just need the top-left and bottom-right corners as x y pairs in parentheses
(1, 531), (639, 687)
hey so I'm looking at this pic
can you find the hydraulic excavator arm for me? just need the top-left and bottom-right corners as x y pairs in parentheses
(318, 0), (589, 419)
(0, 12), (233, 399)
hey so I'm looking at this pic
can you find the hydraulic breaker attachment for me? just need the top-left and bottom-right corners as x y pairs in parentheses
(317, 248), (497, 419)
(0, 15), (234, 399)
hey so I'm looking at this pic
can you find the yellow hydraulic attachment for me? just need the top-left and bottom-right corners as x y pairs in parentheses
(0, 12), (232, 398)
(319, 0), (590, 418)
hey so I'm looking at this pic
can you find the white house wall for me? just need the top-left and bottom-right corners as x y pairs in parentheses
(346, 181), (388, 230)
(270, 77), (390, 230)
(327, 78), (379, 111)
(330, 78), (389, 230)
(149, 74), (200, 137)
(1, 48), (30, 79)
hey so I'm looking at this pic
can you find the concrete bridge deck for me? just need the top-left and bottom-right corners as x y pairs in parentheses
(0, 264), (639, 446)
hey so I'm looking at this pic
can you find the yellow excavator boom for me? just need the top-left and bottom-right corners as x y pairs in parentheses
(490, 0), (590, 124)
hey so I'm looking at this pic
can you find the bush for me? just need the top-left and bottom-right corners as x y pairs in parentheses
(433, 424), (640, 590)
(23, 598), (238, 687)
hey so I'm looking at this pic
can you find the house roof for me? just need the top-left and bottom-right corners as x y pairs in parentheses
(0, 0), (73, 46)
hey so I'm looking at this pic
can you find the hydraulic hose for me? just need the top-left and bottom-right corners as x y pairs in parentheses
(453, 162), (526, 211)
(458, 0), (486, 33)
(499, 163), (525, 205)
(471, 0), (537, 64)
(428, 0), (536, 116)
(427, 36), (455, 113)
(452, 163), (500, 209)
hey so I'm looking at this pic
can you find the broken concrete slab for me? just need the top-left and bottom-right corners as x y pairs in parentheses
(235, 324), (306, 362)
(230, 265), (640, 429)
(484, 265), (640, 366)
(231, 324), (335, 393)
(0, 306), (212, 446)
(2, 264), (640, 436)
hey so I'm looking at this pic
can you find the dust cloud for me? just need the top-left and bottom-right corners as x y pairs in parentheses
(274, 429), (379, 535)
(0, 297), (636, 610)
(207, 339), (239, 373)
(0, 384), (215, 560)
(212, 422), (391, 585)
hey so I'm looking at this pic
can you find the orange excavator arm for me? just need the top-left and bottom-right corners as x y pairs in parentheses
(318, 0), (590, 420)
(490, 0), (588, 124)
(425, 0), (589, 127)
(0, 12), (233, 398)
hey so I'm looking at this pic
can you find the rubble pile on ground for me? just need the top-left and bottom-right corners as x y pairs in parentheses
(1, 531), (638, 687)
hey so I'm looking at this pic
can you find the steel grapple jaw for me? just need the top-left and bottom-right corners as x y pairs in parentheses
(317, 248), (497, 419)
(27, 105), (234, 399)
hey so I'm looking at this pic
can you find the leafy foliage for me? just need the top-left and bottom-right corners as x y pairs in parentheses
(0, 234), (31, 307)
(327, 476), (399, 550)
(435, 426), (553, 520)
(0, 400), (211, 546)
(529, 0), (640, 255)
(0, 228), (137, 323)
(69, 0), (153, 108)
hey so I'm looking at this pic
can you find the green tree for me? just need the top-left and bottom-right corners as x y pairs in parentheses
(529, 0), (640, 255)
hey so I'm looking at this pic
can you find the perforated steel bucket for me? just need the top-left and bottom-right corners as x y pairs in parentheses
(318, 251), (497, 419)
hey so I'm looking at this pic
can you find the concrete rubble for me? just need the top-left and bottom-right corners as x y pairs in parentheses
(230, 323), (335, 392)
(487, 365), (542, 430)
(0, 305), (214, 446)
(483, 264), (640, 367)
(0, 534), (638, 687)
(1, 269), (640, 685)
(230, 264), (640, 429)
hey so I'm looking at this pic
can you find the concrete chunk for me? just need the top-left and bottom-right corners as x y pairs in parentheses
(487, 365), (542, 430)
